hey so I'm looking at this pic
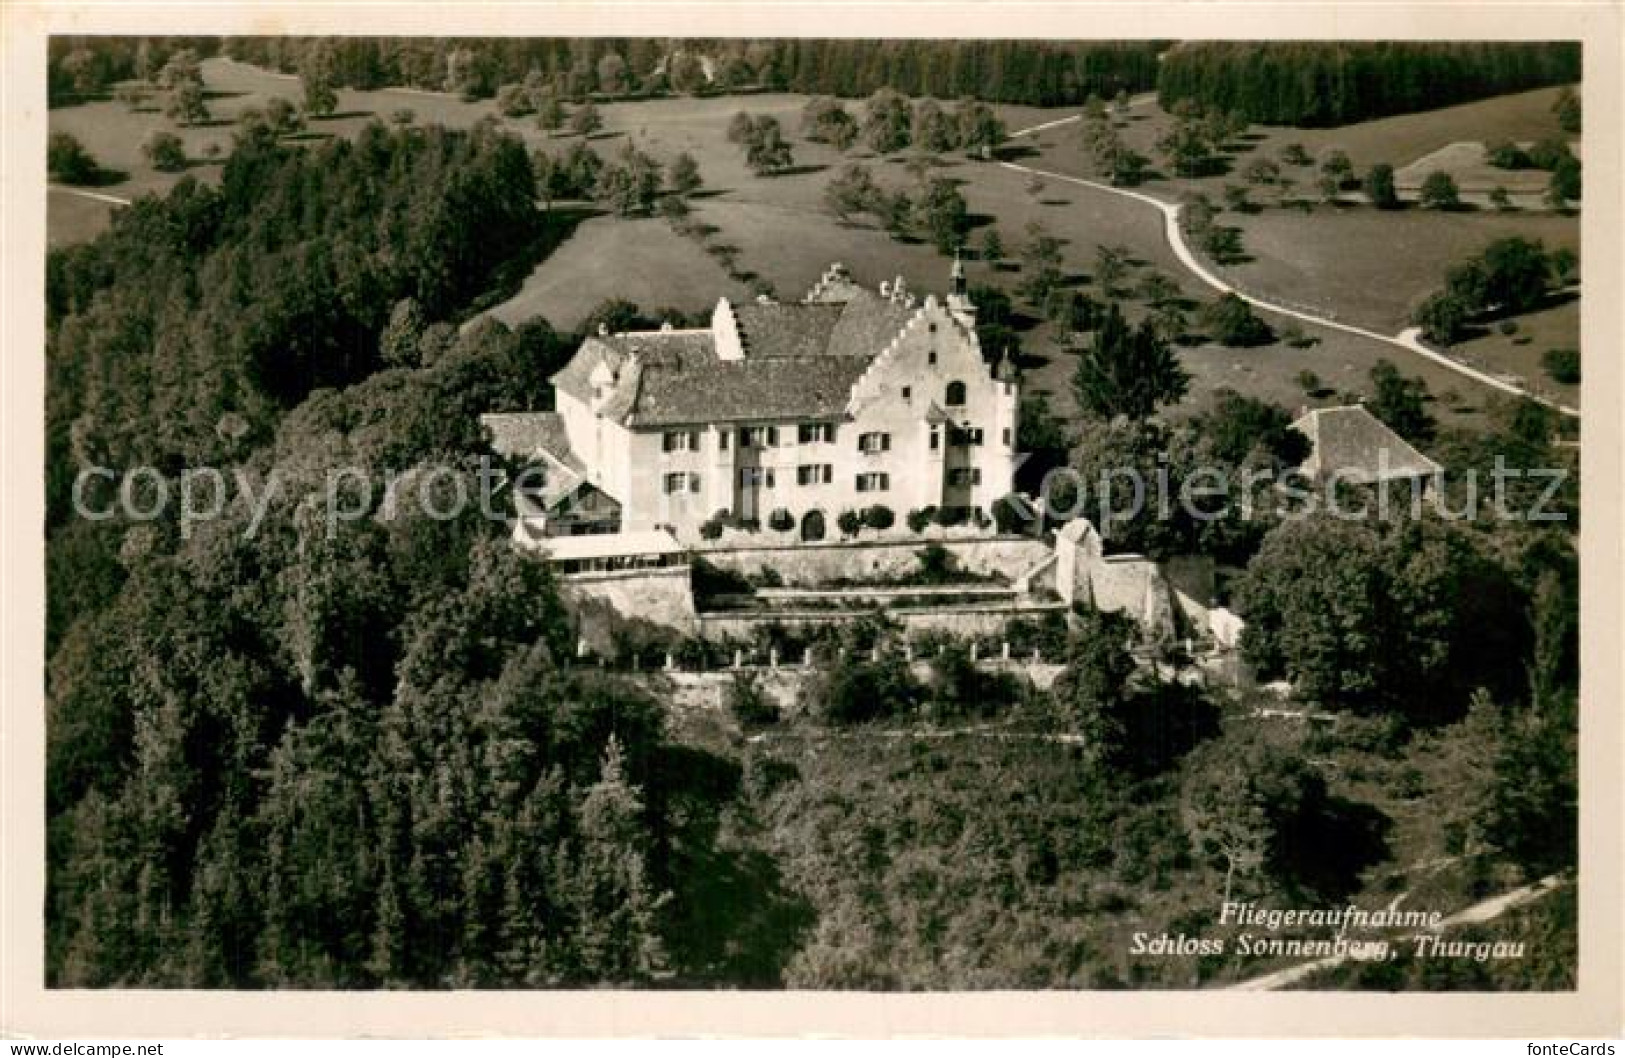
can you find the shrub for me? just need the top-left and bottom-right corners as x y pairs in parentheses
(48, 132), (99, 185)
(1419, 170), (1460, 210)
(862, 505), (895, 531)
(1543, 348), (1580, 384)
(726, 672), (781, 729)
(1498, 319), (1519, 336)
(691, 556), (752, 598)
(837, 509), (863, 538)
(933, 505), (966, 527)
(915, 543), (956, 584)
(1295, 369), (1323, 394)
(700, 509), (731, 541)
(1363, 163), (1399, 209)
(1202, 292), (1275, 347)
(804, 653), (918, 725)
(141, 130), (187, 173)
(768, 507), (795, 533)
(907, 507), (936, 533)
(1485, 140), (1532, 169)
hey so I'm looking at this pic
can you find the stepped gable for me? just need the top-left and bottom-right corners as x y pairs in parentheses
(825, 287), (920, 359)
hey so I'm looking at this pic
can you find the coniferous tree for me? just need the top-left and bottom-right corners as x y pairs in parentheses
(1072, 301), (1190, 420)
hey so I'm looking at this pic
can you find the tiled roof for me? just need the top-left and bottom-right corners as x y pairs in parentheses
(1291, 405), (1443, 483)
(827, 289), (920, 358)
(628, 350), (871, 427)
(548, 270), (936, 430)
(551, 337), (631, 406)
(480, 411), (581, 472)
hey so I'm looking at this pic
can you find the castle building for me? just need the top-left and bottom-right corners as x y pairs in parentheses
(483, 261), (1021, 548)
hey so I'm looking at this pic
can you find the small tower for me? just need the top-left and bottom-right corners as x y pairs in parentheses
(946, 249), (977, 329)
(995, 346), (1020, 385)
(990, 345), (1021, 501)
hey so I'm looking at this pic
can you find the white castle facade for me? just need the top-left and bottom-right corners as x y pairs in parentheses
(484, 261), (1021, 552)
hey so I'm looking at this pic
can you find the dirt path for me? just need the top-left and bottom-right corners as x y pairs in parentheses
(1225, 871), (1569, 991)
(1006, 93), (1158, 138)
(746, 724), (1086, 746)
(998, 129), (1580, 419)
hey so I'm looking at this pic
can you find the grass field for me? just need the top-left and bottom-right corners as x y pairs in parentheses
(1393, 141), (1558, 196)
(1020, 85), (1579, 217)
(484, 213), (755, 331)
(1217, 205), (1580, 333)
(47, 189), (119, 248)
(1028, 84), (1576, 201)
(1022, 309), (1497, 433)
(1451, 297), (1580, 409)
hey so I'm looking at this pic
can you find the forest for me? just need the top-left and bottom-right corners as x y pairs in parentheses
(49, 36), (1165, 109)
(50, 38), (1579, 125)
(1156, 41), (1581, 126)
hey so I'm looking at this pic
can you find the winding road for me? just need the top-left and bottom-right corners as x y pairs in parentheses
(1003, 118), (1580, 419)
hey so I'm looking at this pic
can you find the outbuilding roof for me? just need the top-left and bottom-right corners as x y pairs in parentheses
(1290, 405), (1443, 484)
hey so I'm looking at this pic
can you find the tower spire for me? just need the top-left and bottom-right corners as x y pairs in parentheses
(946, 247), (975, 328)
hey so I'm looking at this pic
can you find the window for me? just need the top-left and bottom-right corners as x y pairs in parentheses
(856, 472), (890, 493)
(928, 350), (937, 366)
(797, 464), (833, 486)
(901, 386), (912, 401)
(1002, 427), (1011, 447)
(738, 468), (775, 489)
(662, 430), (700, 452)
(740, 425), (781, 448)
(798, 423), (834, 445)
(945, 380), (967, 407)
(858, 431), (891, 454)
(949, 425), (984, 446)
(663, 472), (700, 494)
(719, 429), (730, 450)
(930, 427), (940, 451)
(948, 468), (982, 487)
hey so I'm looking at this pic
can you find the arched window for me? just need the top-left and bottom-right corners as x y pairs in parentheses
(945, 380), (967, 407)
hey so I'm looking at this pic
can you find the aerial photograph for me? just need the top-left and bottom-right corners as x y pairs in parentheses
(42, 36), (1581, 992)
